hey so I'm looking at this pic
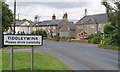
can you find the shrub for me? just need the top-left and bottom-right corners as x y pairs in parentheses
(55, 36), (60, 41)
(104, 23), (120, 47)
(90, 36), (102, 44)
(88, 33), (102, 44)
(66, 36), (76, 39)
(32, 30), (47, 37)
(103, 37), (111, 45)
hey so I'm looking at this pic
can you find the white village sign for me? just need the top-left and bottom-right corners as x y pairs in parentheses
(4, 35), (42, 46)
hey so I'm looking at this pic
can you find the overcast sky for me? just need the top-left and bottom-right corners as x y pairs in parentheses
(6, 0), (106, 22)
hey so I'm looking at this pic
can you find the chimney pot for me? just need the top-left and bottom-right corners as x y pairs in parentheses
(52, 14), (56, 20)
(63, 12), (68, 20)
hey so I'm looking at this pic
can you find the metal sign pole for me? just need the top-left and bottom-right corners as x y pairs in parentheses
(31, 46), (34, 70)
(10, 46), (14, 72)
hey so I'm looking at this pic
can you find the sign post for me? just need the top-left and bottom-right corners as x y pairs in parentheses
(10, 46), (14, 72)
(31, 46), (34, 70)
(4, 35), (43, 71)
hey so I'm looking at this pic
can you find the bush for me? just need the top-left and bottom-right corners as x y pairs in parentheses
(66, 36), (76, 39)
(55, 36), (60, 41)
(88, 33), (102, 44)
(32, 30), (47, 37)
(103, 37), (111, 45)
(90, 36), (102, 44)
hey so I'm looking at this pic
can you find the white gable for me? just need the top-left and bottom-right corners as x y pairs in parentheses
(20, 21), (30, 26)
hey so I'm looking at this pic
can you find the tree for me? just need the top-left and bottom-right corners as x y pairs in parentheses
(16, 19), (33, 22)
(102, 0), (120, 46)
(2, 2), (13, 32)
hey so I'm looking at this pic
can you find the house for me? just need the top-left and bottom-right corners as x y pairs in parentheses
(36, 13), (76, 37)
(11, 21), (35, 34)
(75, 13), (109, 38)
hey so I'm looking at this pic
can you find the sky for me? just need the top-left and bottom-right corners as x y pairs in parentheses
(6, 0), (106, 22)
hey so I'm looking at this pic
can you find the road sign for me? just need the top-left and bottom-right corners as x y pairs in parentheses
(4, 35), (43, 46)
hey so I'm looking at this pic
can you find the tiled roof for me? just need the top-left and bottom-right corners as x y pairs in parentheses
(37, 20), (63, 26)
(11, 21), (25, 26)
(76, 13), (109, 25)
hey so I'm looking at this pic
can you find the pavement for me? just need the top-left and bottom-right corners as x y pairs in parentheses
(2, 40), (119, 70)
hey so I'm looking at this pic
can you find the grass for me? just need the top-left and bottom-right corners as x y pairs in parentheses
(98, 44), (120, 51)
(0, 46), (39, 50)
(2, 52), (71, 71)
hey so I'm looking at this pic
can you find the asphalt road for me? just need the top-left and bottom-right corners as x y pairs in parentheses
(37, 41), (118, 70)
(12, 40), (118, 70)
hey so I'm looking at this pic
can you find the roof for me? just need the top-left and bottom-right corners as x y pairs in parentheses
(11, 21), (25, 26)
(37, 20), (63, 26)
(11, 21), (33, 27)
(76, 13), (109, 25)
(68, 24), (76, 31)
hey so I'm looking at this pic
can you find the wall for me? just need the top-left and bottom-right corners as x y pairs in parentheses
(76, 23), (105, 38)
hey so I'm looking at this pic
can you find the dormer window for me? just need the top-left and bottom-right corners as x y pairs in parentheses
(87, 19), (91, 22)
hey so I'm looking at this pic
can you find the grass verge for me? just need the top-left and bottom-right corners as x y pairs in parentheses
(98, 44), (120, 51)
(1, 46), (39, 50)
(2, 52), (70, 71)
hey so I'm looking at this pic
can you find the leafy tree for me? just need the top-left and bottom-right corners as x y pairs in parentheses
(16, 19), (33, 22)
(104, 22), (115, 34)
(2, 2), (13, 32)
(102, 0), (120, 46)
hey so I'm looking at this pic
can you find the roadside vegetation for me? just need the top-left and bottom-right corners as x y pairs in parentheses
(88, 0), (120, 51)
(31, 30), (47, 37)
(2, 52), (71, 71)
(98, 44), (120, 51)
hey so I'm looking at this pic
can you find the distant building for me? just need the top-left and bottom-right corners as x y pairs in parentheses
(36, 13), (76, 37)
(75, 13), (109, 38)
(11, 21), (35, 34)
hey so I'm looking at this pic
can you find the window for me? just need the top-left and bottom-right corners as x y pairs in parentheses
(91, 25), (94, 28)
(53, 26), (56, 29)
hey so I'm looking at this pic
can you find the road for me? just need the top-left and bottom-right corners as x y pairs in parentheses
(14, 40), (118, 70)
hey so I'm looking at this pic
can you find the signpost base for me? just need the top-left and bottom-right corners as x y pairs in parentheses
(31, 46), (34, 70)
(10, 46), (14, 72)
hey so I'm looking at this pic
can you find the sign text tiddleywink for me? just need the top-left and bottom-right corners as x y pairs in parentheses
(4, 35), (42, 46)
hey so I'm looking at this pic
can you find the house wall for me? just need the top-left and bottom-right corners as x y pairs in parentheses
(76, 23), (105, 38)
(20, 26), (29, 34)
(58, 20), (76, 37)
(37, 20), (76, 37)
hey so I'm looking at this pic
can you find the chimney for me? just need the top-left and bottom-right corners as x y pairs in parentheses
(63, 12), (68, 20)
(52, 14), (56, 20)
(85, 9), (87, 16)
(34, 15), (38, 23)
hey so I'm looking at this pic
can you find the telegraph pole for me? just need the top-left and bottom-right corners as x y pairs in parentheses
(13, 0), (16, 34)
(10, 0), (16, 71)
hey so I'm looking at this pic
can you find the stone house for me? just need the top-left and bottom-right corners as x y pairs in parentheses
(11, 21), (35, 34)
(75, 13), (109, 38)
(36, 13), (76, 37)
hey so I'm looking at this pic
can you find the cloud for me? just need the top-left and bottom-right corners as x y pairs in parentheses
(6, 0), (97, 2)
(6, 0), (106, 22)
(8, 2), (91, 9)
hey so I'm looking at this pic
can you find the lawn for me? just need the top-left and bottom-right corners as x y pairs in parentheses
(1, 46), (39, 50)
(2, 52), (71, 71)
